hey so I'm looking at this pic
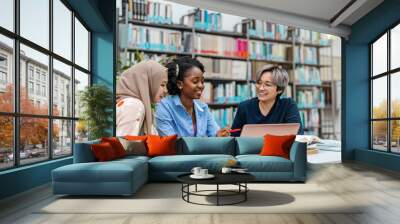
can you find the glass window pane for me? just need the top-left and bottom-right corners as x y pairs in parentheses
(53, 0), (72, 60)
(0, 0), (14, 31)
(0, 35), (14, 112)
(74, 69), (89, 118)
(53, 59), (72, 117)
(372, 121), (388, 151)
(372, 33), (387, 76)
(391, 24), (400, 70)
(53, 119), (72, 158)
(75, 18), (89, 70)
(391, 120), (400, 153)
(0, 116), (14, 170)
(20, 117), (49, 165)
(391, 72), (400, 118)
(372, 77), (387, 119)
(75, 120), (88, 143)
(20, 44), (49, 115)
(20, 0), (49, 49)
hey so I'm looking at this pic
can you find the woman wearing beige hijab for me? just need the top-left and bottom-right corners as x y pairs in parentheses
(116, 60), (168, 136)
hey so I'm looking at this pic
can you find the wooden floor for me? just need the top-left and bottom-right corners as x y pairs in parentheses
(1, 162), (400, 224)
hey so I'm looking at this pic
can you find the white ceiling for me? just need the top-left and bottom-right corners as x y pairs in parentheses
(169, 0), (384, 38)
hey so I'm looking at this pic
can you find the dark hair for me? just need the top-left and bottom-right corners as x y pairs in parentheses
(166, 56), (205, 95)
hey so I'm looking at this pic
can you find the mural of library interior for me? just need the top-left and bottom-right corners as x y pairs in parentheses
(1, 0), (400, 224)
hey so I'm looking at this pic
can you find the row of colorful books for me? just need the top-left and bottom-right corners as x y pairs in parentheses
(249, 41), (289, 61)
(202, 82), (256, 104)
(121, 25), (321, 65)
(299, 109), (320, 129)
(288, 46), (319, 65)
(122, 24), (182, 52)
(184, 33), (248, 58)
(181, 8), (222, 31)
(294, 29), (331, 45)
(297, 89), (325, 109)
(197, 57), (247, 80)
(120, 0), (173, 24)
(291, 66), (322, 85)
(118, 1), (331, 46)
(239, 19), (288, 40)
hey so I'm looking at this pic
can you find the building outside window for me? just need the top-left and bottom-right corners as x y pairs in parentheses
(0, 0), (91, 170)
(28, 81), (34, 94)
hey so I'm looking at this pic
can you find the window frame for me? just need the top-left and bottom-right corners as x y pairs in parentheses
(0, 0), (92, 171)
(370, 21), (400, 154)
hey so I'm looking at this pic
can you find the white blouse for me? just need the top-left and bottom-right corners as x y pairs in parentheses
(116, 97), (145, 136)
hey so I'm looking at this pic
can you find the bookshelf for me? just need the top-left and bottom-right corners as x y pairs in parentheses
(117, 0), (336, 137)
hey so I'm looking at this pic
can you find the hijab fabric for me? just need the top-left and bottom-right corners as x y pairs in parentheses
(116, 60), (167, 134)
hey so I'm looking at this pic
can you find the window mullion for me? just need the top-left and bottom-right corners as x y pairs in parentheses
(71, 11), (76, 155)
(48, 0), (53, 160)
(388, 30), (391, 152)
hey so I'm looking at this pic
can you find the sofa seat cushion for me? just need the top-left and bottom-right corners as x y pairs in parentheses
(116, 155), (150, 163)
(149, 154), (235, 172)
(236, 155), (293, 172)
(53, 159), (147, 183)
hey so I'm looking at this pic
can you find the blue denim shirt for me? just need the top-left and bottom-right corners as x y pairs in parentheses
(155, 95), (220, 137)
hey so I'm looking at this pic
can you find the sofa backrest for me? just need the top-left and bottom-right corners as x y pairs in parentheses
(177, 137), (236, 155)
(73, 139), (100, 163)
(235, 137), (264, 155)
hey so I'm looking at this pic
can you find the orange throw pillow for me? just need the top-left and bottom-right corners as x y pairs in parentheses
(101, 137), (127, 158)
(91, 142), (117, 162)
(146, 135), (177, 157)
(260, 134), (296, 159)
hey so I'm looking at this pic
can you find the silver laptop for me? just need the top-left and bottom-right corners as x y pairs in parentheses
(240, 123), (300, 137)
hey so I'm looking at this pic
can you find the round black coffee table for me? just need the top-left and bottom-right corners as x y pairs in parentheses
(177, 173), (255, 206)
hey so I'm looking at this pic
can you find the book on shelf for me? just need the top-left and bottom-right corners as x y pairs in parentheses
(211, 108), (237, 128)
(184, 33), (248, 58)
(125, 25), (182, 52)
(294, 28), (331, 45)
(249, 40), (289, 61)
(197, 57), (247, 80)
(287, 46), (318, 64)
(240, 19), (289, 40)
(147, 1), (173, 24)
(290, 66), (321, 85)
(120, 0), (172, 24)
(181, 8), (222, 31)
(296, 89), (325, 109)
(200, 82), (255, 104)
(299, 109), (320, 133)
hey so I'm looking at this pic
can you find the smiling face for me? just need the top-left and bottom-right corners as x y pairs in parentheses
(256, 71), (282, 102)
(154, 77), (168, 103)
(177, 67), (205, 99)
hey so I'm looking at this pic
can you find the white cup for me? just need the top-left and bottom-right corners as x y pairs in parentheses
(191, 167), (202, 176)
(221, 167), (232, 174)
(200, 169), (208, 176)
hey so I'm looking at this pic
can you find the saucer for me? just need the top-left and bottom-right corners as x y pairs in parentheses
(190, 174), (215, 179)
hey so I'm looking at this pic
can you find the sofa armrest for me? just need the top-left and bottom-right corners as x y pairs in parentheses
(73, 140), (100, 163)
(289, 141), (307, 181)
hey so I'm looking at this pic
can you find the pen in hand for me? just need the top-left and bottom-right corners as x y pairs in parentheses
(229, 128), (241, 133)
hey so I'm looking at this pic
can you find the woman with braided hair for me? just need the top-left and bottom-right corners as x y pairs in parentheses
(155, 56), (230, 137)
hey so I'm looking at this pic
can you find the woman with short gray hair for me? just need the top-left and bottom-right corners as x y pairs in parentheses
(230, 65), (303, 136)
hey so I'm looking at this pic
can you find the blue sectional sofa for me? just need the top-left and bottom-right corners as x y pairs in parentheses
(52, 137), (307, 196)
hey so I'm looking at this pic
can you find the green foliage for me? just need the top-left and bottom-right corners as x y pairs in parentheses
(79, 84), (113, 140)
